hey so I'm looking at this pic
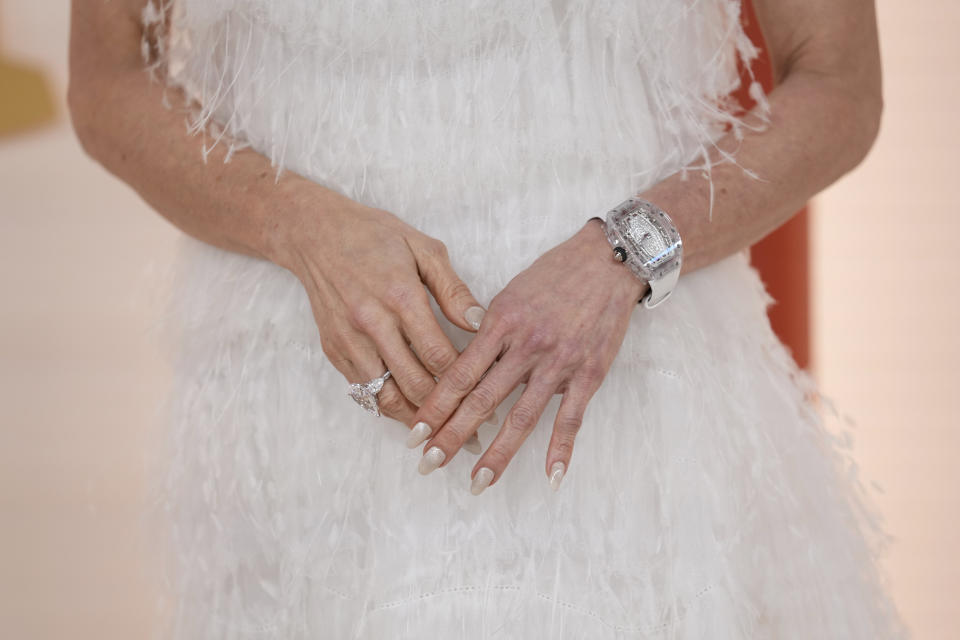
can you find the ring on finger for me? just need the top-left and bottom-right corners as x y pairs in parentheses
(347, 369), (392, 416)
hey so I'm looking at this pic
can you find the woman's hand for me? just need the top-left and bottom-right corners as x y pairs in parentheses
(67, 0), (482, 431)
(408, 218), (648, 493)
(275, 190), (486, 427)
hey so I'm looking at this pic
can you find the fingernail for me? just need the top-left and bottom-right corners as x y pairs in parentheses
(464, 305), (485, 331)
(549, 461), (566, 491)
(484, 410), (500, 426)
(418, 446), (446, 475)
(406, 421), (432, 449)
(471, 467), (495, 495)
(464, 433), (482, 454)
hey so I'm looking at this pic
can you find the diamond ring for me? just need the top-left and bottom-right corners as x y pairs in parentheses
(347, 370), (392, 416)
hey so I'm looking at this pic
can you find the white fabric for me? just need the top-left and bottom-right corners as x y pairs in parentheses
(142, 1), (908, 638)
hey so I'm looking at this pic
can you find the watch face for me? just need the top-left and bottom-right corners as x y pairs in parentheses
(605, 198), (683, 282)
(626, 214), (670, 269)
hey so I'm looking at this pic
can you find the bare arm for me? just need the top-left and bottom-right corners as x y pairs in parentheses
(68, 0), (487, 430)
(68, 0), (314, 262)
(410, 0), (883, 493)
(642, 0), (883, 274)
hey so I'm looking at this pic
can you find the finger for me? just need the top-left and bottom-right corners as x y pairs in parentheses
(374, 377), (418, 426)
(405, 328), (503, 450)
(348, 290), (439, 407)
(545, 381), (593, 491)
(415, 238), (485, 332)
(416, 353), (525, 475)
(343, 332), (418, 426)
(397, 303), (461, 377)
(320, 338), (359, 382)
(366, 316), (438, 407)
(469, 375), (559, 494)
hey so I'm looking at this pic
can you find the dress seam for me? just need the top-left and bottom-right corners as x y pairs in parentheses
(367, 582), (716, 635)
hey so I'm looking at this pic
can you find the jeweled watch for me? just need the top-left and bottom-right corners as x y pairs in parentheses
(600, 197), (683, 308)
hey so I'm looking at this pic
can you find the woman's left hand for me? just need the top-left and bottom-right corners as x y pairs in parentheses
(408, 218), (648, 494)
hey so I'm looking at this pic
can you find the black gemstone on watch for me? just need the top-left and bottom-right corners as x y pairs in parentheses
(613, 246), (627, 262)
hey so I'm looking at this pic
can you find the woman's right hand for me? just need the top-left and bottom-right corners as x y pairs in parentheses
(67, 0), (488, 432)
(274, 190), (486, 427)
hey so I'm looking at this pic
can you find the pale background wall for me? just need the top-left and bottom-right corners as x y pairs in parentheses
(0, 1), (956, 638)
(810, 2), (960, 633)
(0, 3), (177, 636)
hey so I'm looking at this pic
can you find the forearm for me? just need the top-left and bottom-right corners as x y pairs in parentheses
(593, 0), (884, 281)
(67, 2), (334, 268)
(639, 66), (881, 276)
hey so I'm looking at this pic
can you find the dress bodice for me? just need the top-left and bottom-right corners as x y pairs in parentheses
(150, 0), (763, 294)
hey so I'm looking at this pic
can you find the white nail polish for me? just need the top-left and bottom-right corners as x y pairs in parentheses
(418, 446), (446, 475)
(406, 421), (432, 449)
(464, 306), (485, 331)
(471, 467), (494, 495)
(549, 461), (566, 491)
(464, 434), (482, 454)
(484, 410), (500, 426)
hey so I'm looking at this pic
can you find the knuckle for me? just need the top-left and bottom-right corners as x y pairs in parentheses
(491, 307), (522, 332)
(579, 360), (606, 382)
(508, 403), (539, 432)
(440, 279), (472, 305)
(407, 375), (436, 404)
(382, 281), (417, 309)
(523, 328), (557, 353)
(464, 384), (499, 417)
(444, 363), (476, 394)
(554, 338), (584, 365)
(423, 238), (449, 260)
(555, 413), (583, 436)
(552, 438), (575, 461)
(347, 300), (384, 332)
(418, 342), (456, 373)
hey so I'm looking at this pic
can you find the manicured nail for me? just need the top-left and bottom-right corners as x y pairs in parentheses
(484, 410), (500, 426)
(549, 461), (566, 491)
(406, 421), (432, 449)
(471, 467), (495, 495)
(464, 433), (482, 454)
(418, 446), (446, 475)
(464, 306), (485, 331)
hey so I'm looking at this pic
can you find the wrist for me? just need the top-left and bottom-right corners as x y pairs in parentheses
(578, 217), (649, 304)
(599, 195), (685, 308)
(264, 177), (348, 276)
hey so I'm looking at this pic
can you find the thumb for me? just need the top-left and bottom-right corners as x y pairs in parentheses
(417, 241), (485, 332)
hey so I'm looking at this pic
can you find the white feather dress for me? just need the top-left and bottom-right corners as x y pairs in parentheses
(142, 1), (909, 637)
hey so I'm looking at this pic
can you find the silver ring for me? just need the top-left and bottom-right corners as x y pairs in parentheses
(347, 370), (392, 416)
